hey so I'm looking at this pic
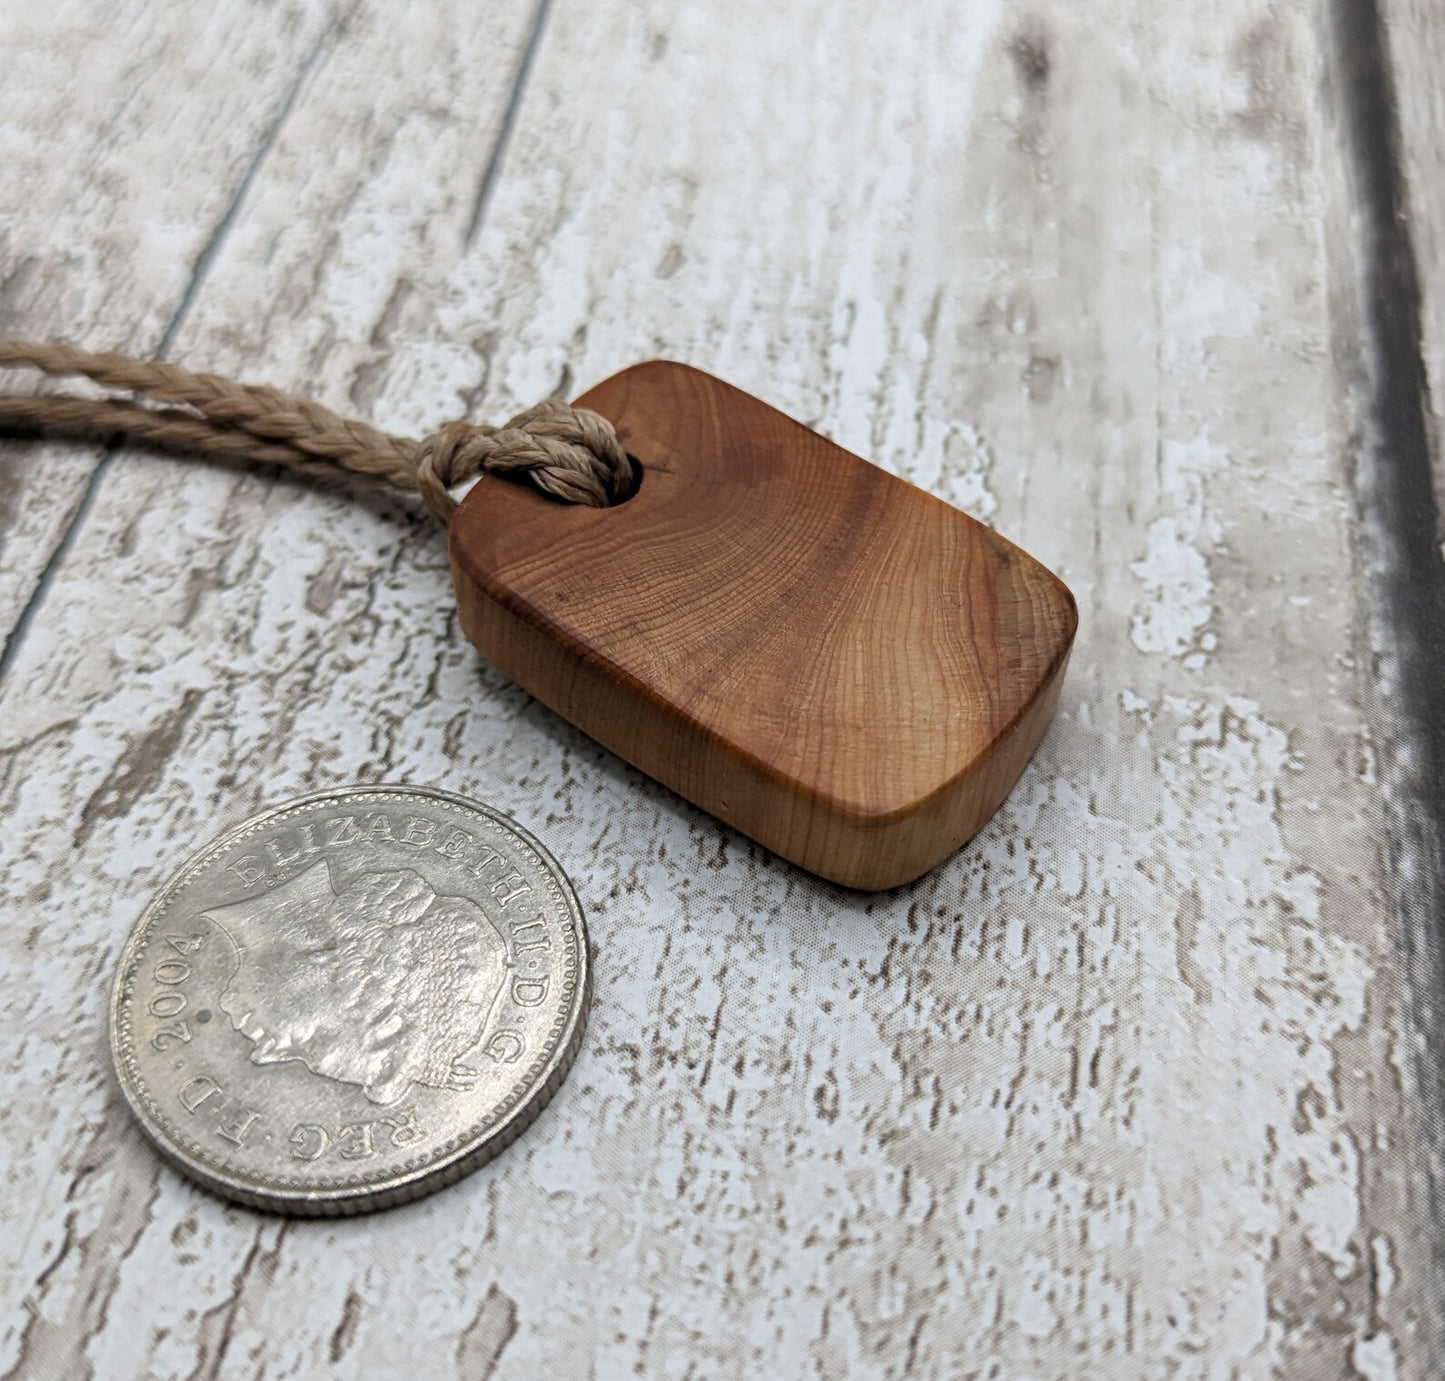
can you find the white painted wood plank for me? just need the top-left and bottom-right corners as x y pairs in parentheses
(0, 3), (545, 1376)
(0, 0), (354, 643)
(439, 5), (1427, 1374)
(0, 1), (1431, 1378)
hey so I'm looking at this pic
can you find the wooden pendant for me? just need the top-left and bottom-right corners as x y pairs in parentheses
(448, 362), (1076, 889)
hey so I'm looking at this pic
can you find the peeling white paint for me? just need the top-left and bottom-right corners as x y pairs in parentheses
(0, 0), (1427, 1376)
(1130, 516), (1215, 656)
(1353, 1331), (1401, 1381)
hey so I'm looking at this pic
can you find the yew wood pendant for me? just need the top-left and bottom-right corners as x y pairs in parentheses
(448, 361), (1076, 890)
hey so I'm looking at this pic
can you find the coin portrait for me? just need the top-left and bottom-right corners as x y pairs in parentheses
(109, 786), (590, 1214)
(211, 859), (510, 1106)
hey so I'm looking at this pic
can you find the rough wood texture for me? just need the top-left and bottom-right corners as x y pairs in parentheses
(0, 0), (1440, 1377)
(1353, 0), (1445, 1324)
(451, 361), (1077, 889)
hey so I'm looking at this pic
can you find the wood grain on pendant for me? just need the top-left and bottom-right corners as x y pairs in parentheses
(449, 361), (1077, 889)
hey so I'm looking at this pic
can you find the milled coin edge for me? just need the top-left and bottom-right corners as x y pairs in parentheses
(109, 784), (592, 1216)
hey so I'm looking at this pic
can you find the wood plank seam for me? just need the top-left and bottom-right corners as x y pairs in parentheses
(0, 4), (355, 686)
(1330, 0), (1445, 1340)
(466, 0), (560, 247)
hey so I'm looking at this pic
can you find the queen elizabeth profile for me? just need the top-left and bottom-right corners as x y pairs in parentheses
(205, 858), (509, 1106)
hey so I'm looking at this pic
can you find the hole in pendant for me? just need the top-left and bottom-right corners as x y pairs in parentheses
(610, 454), (645, 505)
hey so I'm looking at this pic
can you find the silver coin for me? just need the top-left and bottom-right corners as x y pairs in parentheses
(109, 785), (589, 1215)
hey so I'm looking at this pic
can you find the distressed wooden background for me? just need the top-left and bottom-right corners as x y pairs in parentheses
(2, 0), (1443, 1377)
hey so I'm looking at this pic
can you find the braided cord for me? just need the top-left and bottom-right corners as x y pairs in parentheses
(0, 340), (635, 524)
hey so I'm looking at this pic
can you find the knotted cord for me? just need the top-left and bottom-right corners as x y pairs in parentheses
(0, 340), (636, 524)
